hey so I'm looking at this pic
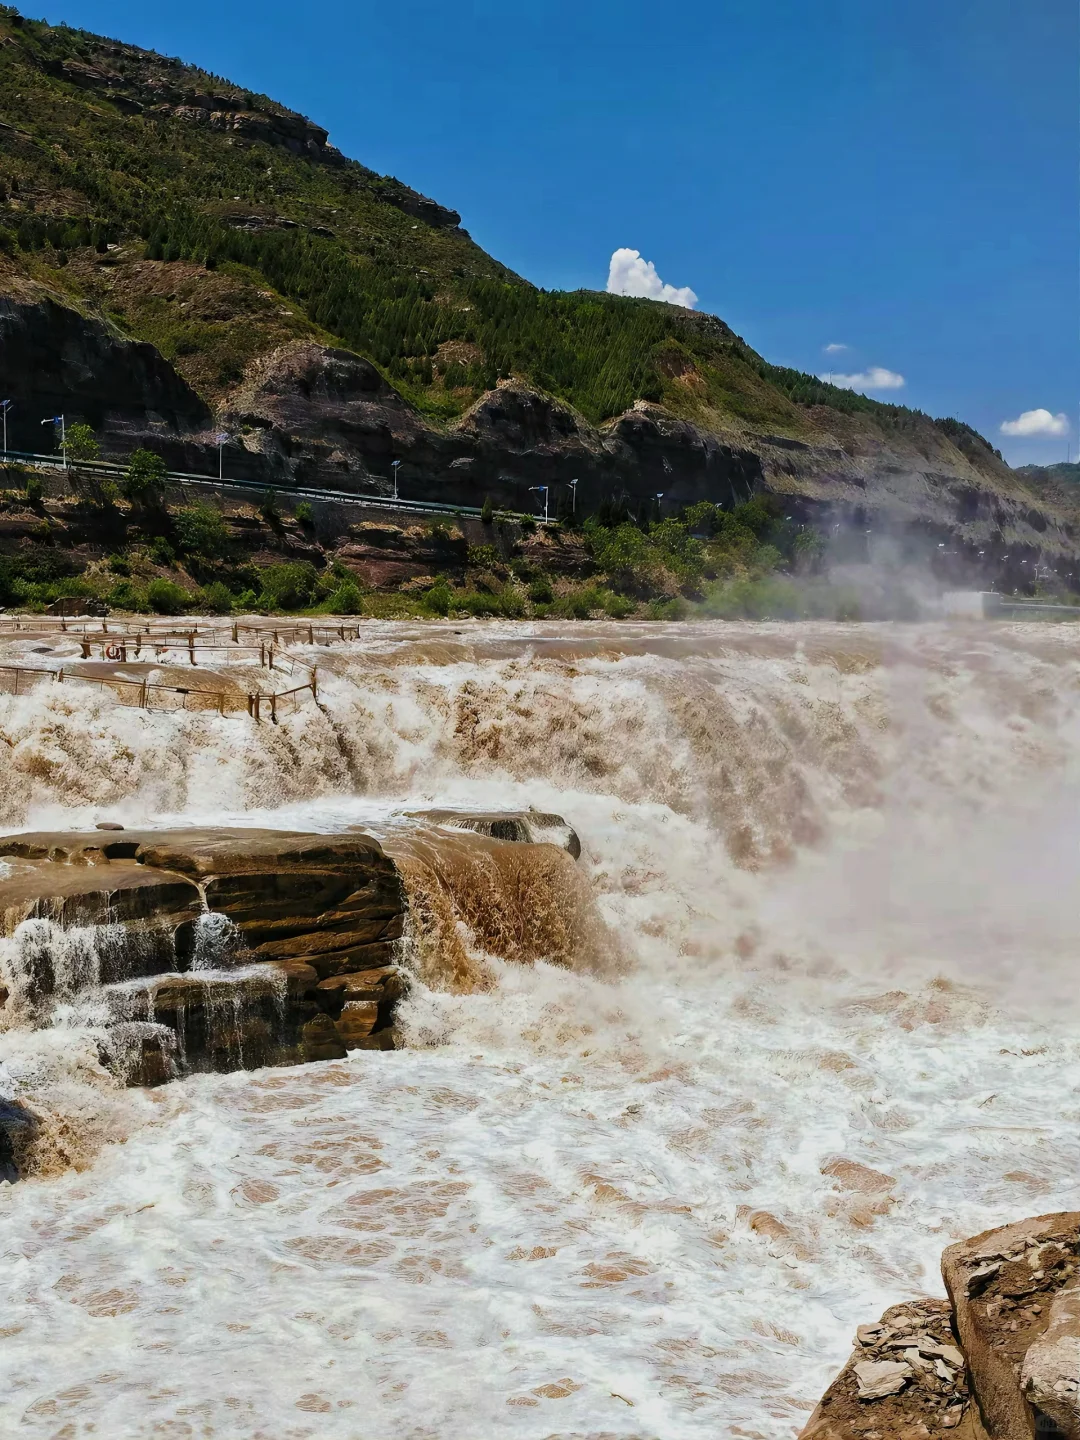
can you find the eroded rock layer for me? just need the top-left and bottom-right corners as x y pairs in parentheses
(802, 1213), (1080, 1440)
(0, 814), (590, 1116)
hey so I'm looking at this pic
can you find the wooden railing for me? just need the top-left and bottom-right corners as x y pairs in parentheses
(0, 617), (363, 647)
(0, 662), (317, 721)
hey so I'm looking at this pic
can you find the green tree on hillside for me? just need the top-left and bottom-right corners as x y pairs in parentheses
(121, 447), (167, 505)
(65, 423), (99, 462)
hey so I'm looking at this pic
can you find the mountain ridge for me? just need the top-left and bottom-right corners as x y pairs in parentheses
(0, 4), (1073, 577)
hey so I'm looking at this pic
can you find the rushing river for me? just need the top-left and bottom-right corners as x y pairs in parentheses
(2, 619), (1080, 1438)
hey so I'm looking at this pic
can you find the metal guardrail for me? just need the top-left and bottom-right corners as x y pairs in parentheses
(0, 448), (548, 523)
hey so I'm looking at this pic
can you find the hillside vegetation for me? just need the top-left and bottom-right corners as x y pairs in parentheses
(0, 3), (998, 451)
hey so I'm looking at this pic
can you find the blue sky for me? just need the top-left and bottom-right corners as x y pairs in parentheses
(36, 0), (1077, 464)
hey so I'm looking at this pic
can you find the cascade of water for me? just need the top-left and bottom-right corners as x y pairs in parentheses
(0, 621), (1079, 1437)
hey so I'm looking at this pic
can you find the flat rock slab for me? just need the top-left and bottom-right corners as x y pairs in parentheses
(943, 1212), (1080, 1439)
(406, 809), (581, 859)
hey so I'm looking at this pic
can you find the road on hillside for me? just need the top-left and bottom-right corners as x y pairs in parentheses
(0, 450), (547, 524)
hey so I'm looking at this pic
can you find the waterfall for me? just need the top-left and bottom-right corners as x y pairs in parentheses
(1, 619), (1079, 1437)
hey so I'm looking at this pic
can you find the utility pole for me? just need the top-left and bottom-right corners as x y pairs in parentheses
(391, 459), (401, 500)
(0, 399), (10, 455)
(529, 485), (549, 522)
(41, 413), (65, 468)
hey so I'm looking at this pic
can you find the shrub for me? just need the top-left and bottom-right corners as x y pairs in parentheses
(701, 577), (801, 620)
(24, 475), (42, 506)
(646, 596), (688, 620)
(480, 495), (494, 524)
(258, 561), (319, 610)
(295, 501), (314, 526)
(603, 591), (635, 618)
(528, 576), (554, 604)
(497, 586), (526, 618)
(108, 554), (130, 575)
(65, 423), (99, 462)
(467, 543), (499, 569)
(149, 536), (176, 566)
(105, 579), (143, 611)
(456, 590), (500, 617)
(146, 577), (190, 614)
(327, 580), (363, 615)
(421, 578), (452, 616)
(200, 580), (234, 614)
(559, 585), (607, 619)
(175, 502), (228, 560)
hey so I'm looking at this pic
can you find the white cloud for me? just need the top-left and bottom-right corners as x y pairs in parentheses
(999, 407), (1069, 437)
(820, 365), (906, 393)
(606, 248), (698, 308)
(823, 342), (848, 354)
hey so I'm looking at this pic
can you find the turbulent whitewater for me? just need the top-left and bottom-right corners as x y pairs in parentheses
(2, 618), (1080, 1438)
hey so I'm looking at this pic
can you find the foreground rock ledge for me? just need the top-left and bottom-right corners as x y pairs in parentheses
(801, 1211), (1080, 1439)
(0, 812), (584, 1094)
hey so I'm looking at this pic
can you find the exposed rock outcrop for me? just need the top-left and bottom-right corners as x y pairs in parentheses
(0, 814), (592, 1119)
(0, 288), (212, 455)
(943, 1212), (1080, 1438)
(0, 288), (1064, 571)
(799, 1298), (984, 1438)
(801, 1213), (1080, 1440)
(0, 828), (406, 1084)
(407, 808), (582, 859)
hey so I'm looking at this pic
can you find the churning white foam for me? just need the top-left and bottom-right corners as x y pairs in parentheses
(1, 619), (1080, 1436)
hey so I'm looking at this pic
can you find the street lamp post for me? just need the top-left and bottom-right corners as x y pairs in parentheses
(216, 432), (229, 482)
(41, 413), (66, 469)
(569, 478), (578, 515)
(529, 485), (549, 522)
(391, 460), (401, 501)
(0, 400), (11, 455)
(655, 491), (664, 521)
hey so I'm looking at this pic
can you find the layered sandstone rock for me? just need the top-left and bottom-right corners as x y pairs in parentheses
(0, 827), (406, 1084)
(0, 813), (591, 1098)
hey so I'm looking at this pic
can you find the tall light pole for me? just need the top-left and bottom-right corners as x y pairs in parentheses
(529, 485), (548, 522)
(655, 491), (664, 521)
(41, 413), (65, 469)
(391, 459), (401, 500)
(0, 400), (11, 455)
(569, 478), (578, 515)
(216, 432), (229, 482)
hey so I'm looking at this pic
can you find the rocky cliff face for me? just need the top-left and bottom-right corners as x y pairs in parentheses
(0, 281), (212, 454)
(801, 1212), (1080, 1438)
(0, 288), (1062, 570)
(2, 300), (1059, 564)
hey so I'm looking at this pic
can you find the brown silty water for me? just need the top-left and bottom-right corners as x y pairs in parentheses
(0, 618), (1079, 1436)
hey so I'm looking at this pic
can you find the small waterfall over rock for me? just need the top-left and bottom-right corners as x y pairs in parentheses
(0, 812), (592, 1174)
